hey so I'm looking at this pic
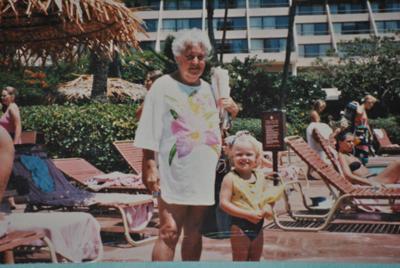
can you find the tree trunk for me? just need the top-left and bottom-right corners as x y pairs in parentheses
(108, 52), (121, 78)
(90, 51), (110, 101)
(280, 2), (296, 109)
(219, 0), (229, 63)
(206, 0), (218, 64)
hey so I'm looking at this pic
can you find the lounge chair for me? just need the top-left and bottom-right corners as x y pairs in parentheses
(11, 144), (157, 247)
(373, 128), (400, 155)
(20, 131), (45, 145)
(0, 230), (56, 263)
(272, 135), (400, 232)
(112, 140), (143, 175)
(52, 158), (147, 193)
(6, 212), (103, 263)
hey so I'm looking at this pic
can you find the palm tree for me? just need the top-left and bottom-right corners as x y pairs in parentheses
(280, 1), (297, 109)
(206, 0), (218, 64)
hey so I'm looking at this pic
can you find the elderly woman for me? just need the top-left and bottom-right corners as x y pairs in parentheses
(336, 131), (400, 186)
(134, 29), (238, 261)
(0, 86), (21, 144)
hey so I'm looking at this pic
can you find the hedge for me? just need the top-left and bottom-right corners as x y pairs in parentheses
(21, 103), (399, 173)
(21, 103), (138, 172)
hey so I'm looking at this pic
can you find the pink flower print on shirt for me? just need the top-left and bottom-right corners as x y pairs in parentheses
(169, 109), (220, 165)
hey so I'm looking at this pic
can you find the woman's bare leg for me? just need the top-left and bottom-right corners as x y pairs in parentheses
(152, 197), (187, 261)
(375, 160), (400, 184)
(181, 205), (208, 260)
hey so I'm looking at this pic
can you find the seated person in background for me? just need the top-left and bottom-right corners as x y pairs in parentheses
(336, 131), (400, 186)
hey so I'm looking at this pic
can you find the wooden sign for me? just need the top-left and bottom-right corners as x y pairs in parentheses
(261, 111), (286, 151)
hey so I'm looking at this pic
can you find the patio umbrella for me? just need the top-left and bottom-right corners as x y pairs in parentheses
(0, 0), (145, 65)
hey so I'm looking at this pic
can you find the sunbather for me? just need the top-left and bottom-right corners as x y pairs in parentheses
(336, 131), (400, 186)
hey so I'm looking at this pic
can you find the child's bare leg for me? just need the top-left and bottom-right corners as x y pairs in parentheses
(230, 225), (250, 261)
(248, 230), (264, 261)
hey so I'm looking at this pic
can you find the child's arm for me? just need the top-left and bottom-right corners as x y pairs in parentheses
(220, 175), (263, 224)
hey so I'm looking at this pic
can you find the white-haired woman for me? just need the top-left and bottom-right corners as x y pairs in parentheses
(135, 28), (238, 261)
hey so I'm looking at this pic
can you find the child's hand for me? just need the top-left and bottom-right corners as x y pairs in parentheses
(261, 204), (274, 219)
(246, 211), (263, 224)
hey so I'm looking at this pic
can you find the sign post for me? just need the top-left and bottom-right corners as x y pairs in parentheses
(261, 110), (286, 184)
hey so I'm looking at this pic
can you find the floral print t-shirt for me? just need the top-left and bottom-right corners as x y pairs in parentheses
(134, 75), (221, 205)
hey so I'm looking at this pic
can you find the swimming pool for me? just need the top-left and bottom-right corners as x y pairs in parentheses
(367, 166), (386, 175)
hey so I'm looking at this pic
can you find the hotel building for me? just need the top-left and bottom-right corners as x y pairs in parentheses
(131, 0), (400, 74)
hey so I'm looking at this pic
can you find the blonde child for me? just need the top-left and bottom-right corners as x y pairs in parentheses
(219, 133), (283, 261)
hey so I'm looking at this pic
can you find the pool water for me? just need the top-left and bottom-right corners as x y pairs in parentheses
(367, 166), (385, 174)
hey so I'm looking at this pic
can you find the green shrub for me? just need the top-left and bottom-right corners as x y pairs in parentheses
(230, 116), (304, 143)
(230, 118), (263, 141)
(21, 103), (138, 172)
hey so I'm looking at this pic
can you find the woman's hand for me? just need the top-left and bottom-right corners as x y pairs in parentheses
(220, 97), (239, 118)
(144, 166), (160, 193)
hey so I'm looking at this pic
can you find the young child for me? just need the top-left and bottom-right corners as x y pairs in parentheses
(219, 133), (283, 261)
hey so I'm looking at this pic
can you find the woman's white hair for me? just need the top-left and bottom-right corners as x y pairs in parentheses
(172, 28), (212, 58)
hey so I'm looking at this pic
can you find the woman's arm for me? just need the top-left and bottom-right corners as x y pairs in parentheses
(310, 110), (320, 122)
(142, 149), (160, 192)
(219, 175), (263, 224)
(338, 153), (372, 186)
(9, 103), (21, 144)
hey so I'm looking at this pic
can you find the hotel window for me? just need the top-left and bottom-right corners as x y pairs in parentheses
(299, 44), (332, 57)
(371, 0), (400, 13)
(164, 0), (203, 10)
(376, 20), (400, 33)
(214, 17), (247, 30)
(333, 22), (371, 34)
(250, 16), (289, 29)
(214, 0), (246, 9)
(329, 1), (367, 14)
(264, 38), (287, 52)
(140, 41), (156, 50)
(249, 0), (289, 8)
(143, 19), (158, 32)
(297, 23), (329, 35)
(125, 0), (160, 10)
(217, 39), (248, 53)
(250, 38), (287, 53)
(163, 18), (202, 32)
(296, 4), (326, 15)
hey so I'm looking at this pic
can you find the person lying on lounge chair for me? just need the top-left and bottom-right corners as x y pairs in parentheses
(336, 131), (400, 186)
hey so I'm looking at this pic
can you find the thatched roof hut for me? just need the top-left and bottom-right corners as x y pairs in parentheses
(57, 74), (146, 101)
(0, 0), (145, 65)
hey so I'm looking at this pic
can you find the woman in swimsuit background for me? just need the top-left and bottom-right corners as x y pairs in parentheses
(336, 131), (400, 186)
